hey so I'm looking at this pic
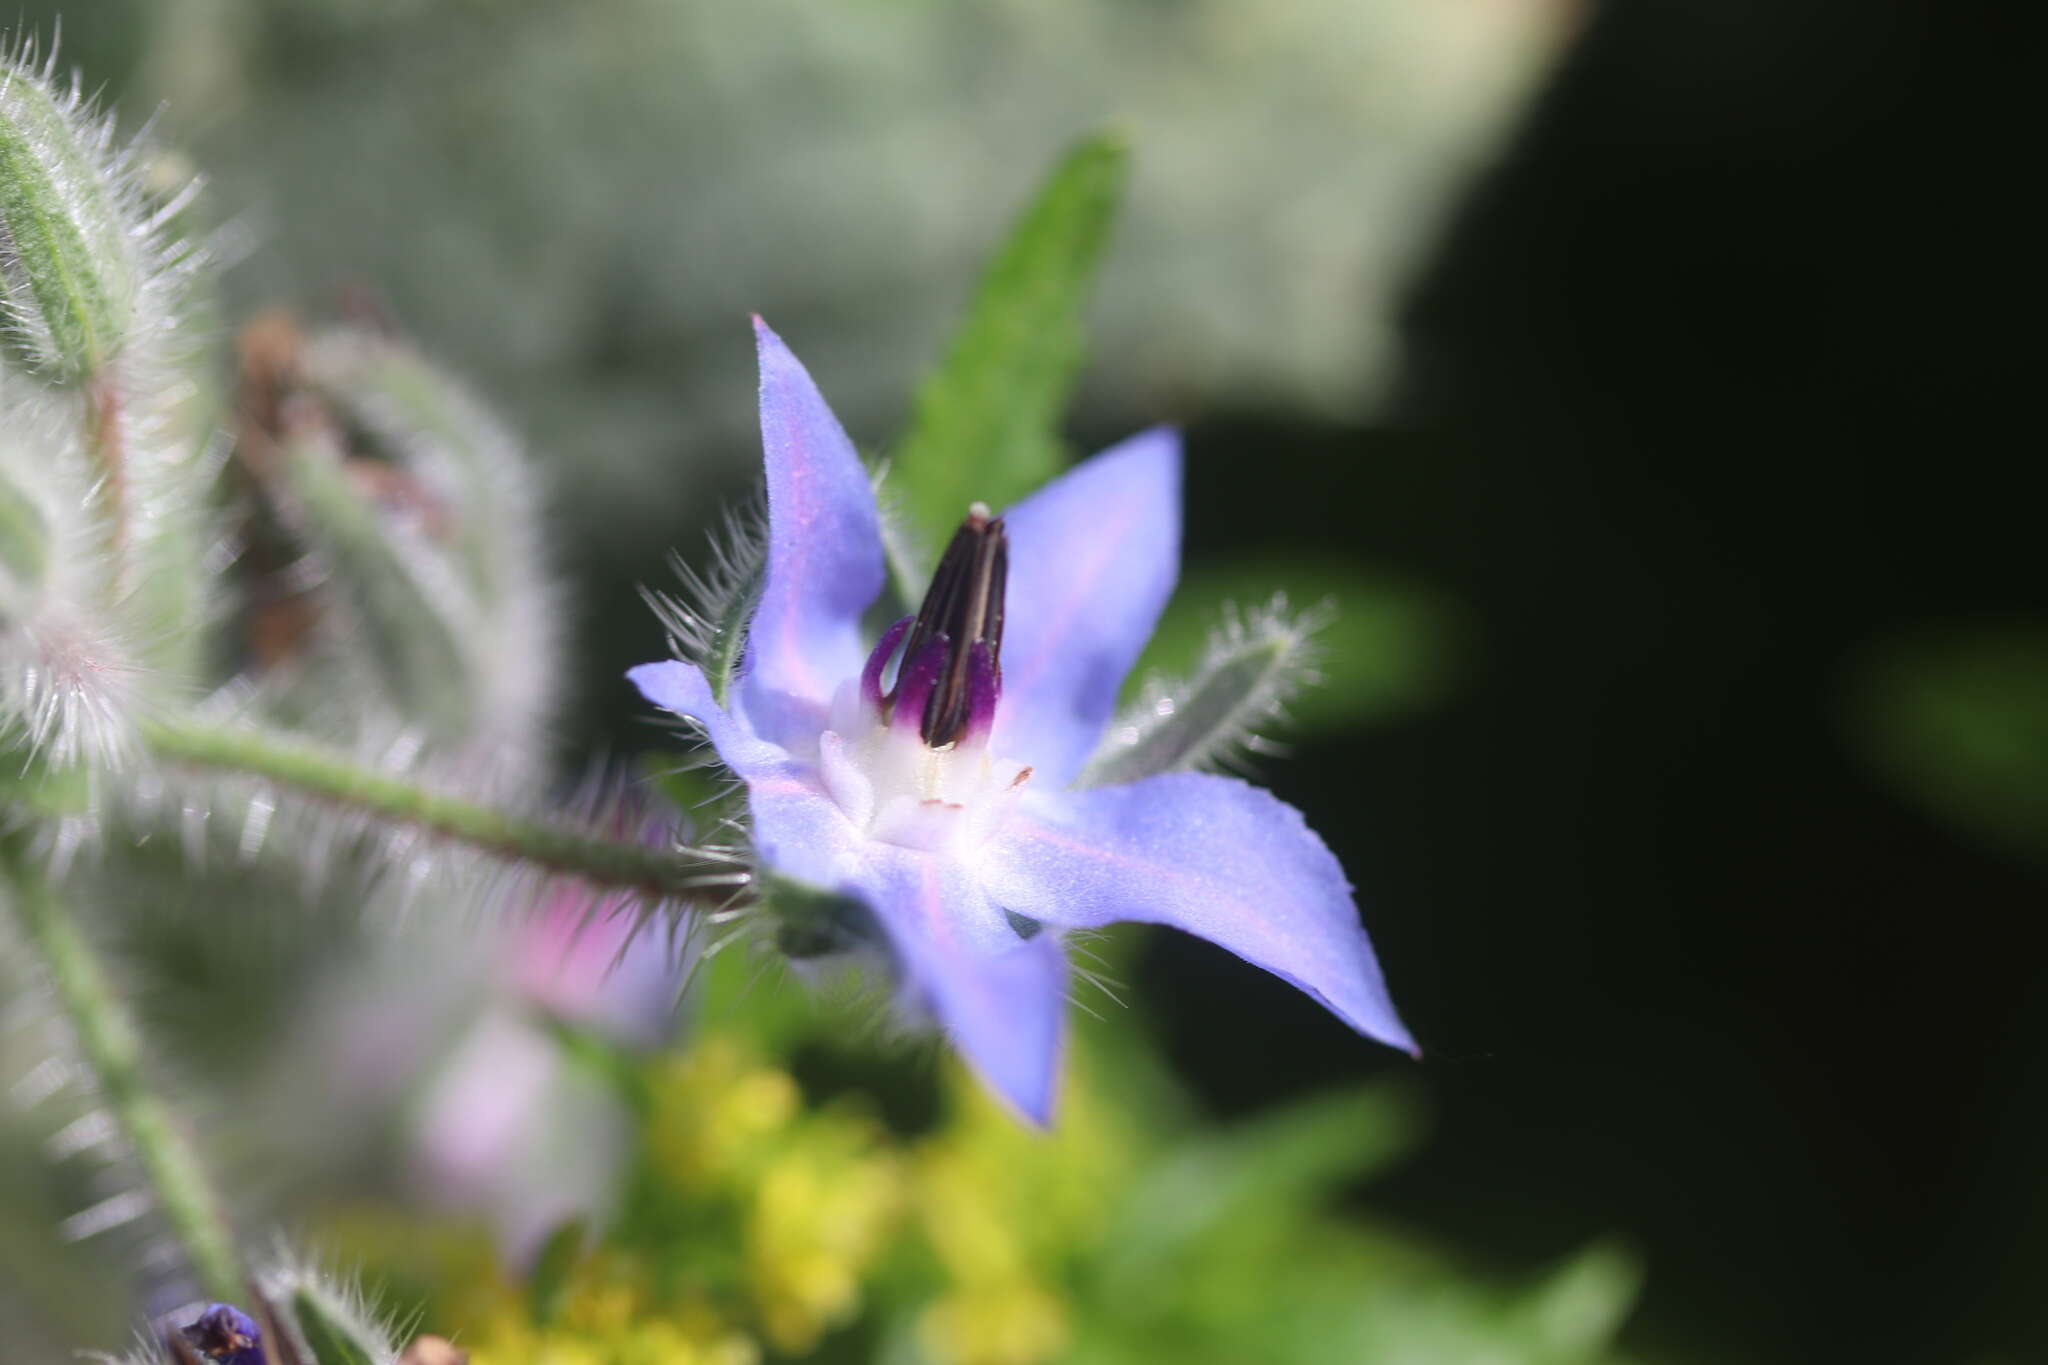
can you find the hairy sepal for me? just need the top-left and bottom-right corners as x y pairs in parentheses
(1081, 595), (1328, 787)
(252, 1256), (405, 1365)
(642, 502), (766, 709)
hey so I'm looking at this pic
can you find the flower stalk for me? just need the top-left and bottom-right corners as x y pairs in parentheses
(0, 844), (244, 1303)
(140, 716), (747, 903)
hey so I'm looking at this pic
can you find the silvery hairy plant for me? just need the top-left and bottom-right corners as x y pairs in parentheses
(2, 38), (735, 1345)
(2, 32), (1411, 1355)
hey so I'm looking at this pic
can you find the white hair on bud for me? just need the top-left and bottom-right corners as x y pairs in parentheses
(2, 34), (218, 772)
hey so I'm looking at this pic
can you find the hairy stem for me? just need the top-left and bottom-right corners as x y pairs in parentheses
(1, 851), (245, 1303)
(83, 372), (130, 588)
(141, 717), (746, 902)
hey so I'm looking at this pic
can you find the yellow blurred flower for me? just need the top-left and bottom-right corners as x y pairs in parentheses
(916, 1280), (1070, 1365)
(744, 1115), (902, 1352)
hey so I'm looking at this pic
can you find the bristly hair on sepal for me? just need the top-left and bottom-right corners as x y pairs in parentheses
(251, 1249), (412, 1365)
(1080, 593), (1331, 787)
(2, 33), (218, 773)
(640, 499), (766, 710)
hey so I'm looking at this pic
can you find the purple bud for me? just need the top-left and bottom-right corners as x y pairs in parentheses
(178, 1304), (265, 1365)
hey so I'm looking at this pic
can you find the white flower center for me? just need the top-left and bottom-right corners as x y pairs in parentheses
(817, 681), (1031, 854)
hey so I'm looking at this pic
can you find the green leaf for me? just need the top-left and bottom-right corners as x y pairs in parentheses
(1097, 1083), (1424, 1302)
(887, 132), (1129, 586)
(1517, 1240), (1643, 1358)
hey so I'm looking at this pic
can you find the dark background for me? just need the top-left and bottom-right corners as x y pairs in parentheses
(1125, 3), (2042, 1362)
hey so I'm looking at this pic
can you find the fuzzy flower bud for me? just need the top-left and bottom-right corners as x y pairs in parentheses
(230, 314), (561, 789)
(0, 51), (135, 384)
(1, 43), (212, 770)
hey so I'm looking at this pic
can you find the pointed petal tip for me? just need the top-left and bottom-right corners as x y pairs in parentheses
(977, 1058), (1057, 1129)
(625, 659), (684, 707)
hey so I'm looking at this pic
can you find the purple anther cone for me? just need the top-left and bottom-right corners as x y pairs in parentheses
(961, 641), (1001, 742)
(628, 317), (1414, 1125)
(860, 616), (913, 710)
(178, 1304), (265, 1365)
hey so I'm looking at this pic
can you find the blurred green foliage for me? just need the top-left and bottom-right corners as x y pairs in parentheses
(889, 133), (1126, 585)
(323, 942), (1646, 1365)
(1842, 619), (2048, 870)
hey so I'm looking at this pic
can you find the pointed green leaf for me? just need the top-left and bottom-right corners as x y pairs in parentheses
(888, 132), (1129, 584)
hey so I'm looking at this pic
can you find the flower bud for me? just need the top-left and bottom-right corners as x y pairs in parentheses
(0, 52), (136, 384)
(1, 48), (213, 771)
(231, 316), (560, 788)
(1081, 596), (1327, 787)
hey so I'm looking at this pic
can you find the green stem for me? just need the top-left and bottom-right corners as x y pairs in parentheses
(1, 852), (245, 1303)
(140, 717), (746, 903)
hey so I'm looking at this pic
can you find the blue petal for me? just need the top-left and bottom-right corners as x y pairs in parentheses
(627, 659), (789, 782)
(857, 845), (1068, 1125)
(741, 318), (887, 748)
(982, 773), (1416, 1054)
(993, 428), (1181, 786)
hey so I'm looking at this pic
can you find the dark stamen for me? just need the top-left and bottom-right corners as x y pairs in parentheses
(894, 504), (1007, 747)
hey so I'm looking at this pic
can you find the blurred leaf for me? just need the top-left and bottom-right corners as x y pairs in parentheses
(1096, 1082), (1423, 1299)
(1842, 618), (2048, 867)
(888, 132), (1128, 585)
(1135, 552), (1467, 737)
(1518, 1240), (1643, 1358)
(526, 1217), (587, 1327)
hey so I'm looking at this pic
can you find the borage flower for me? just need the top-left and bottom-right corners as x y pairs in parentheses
(630, 320), (1413, 1123)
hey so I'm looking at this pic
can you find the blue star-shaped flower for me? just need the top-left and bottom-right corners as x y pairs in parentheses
(631, 319), (1413, 1123)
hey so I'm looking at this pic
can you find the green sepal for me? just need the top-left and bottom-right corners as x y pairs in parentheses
(287, 1284), (383, 1365)
(1083, 599), (1323, 787)
(0, 63), (134, 383)
(887, 131), (1128, 589)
